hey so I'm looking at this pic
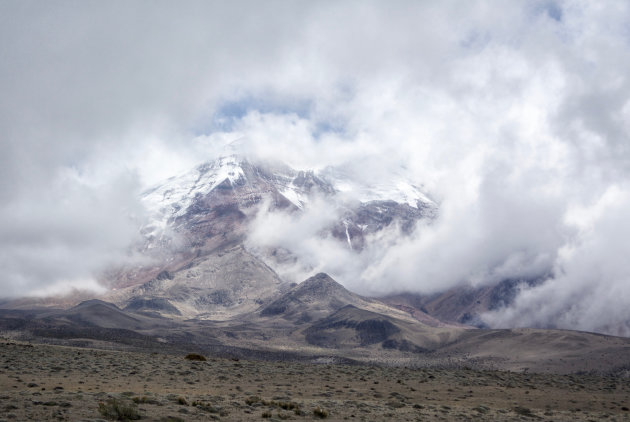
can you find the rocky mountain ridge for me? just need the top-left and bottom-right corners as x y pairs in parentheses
(2, 271), (630, 374)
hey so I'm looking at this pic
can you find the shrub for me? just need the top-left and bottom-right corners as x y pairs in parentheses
(513, 406), (534, 417)
(184, 353), (207, 361)
(97, 398), (141, 421)
(245, 396), (261, 406)
(132, 396), (159, 405)
(282, 402), (299, 410)
(313, 406), (329, 419)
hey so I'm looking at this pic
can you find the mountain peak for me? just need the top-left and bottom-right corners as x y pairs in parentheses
(294, 272), (349, 297)
(259, 273), (369, 321)
(139, 153), (435, 256)
(71, 299), (121, 311)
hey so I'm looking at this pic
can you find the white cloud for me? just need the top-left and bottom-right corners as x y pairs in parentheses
(0, 167), (146, 297)
(483, 185), (630, 336)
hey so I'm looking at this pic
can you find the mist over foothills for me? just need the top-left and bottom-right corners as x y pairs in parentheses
(2, 1), (630, 337)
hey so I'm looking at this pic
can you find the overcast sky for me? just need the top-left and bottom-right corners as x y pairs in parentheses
(2, 1), (630, 334)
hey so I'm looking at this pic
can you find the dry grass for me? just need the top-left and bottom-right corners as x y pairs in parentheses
(1, 339), (629, 421)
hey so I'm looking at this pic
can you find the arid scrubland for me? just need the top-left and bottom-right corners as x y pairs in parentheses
(1, 340), (629, 421)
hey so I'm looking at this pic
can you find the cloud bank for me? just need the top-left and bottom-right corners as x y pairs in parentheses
(2, 1), (630, 334)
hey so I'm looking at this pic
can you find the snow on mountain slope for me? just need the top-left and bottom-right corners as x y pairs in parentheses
(139, 154), (436, 252)
(318, 166), (436, 209)
(141, 155), (245, 242)
(140, 155), (332, 244)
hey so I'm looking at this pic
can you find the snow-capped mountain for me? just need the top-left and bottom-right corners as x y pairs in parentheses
(140, 154), (334, 249)
(102, 153), (438, 318)
(143, 155), (332, 222)
(124, 154), (546, 330)
(140, 153), (437, 253)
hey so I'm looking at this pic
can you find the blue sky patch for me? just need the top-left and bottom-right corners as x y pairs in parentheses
(193, 95), (314, 135)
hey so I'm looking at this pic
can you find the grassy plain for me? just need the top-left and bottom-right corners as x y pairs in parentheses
(1, 340), (629, 421)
